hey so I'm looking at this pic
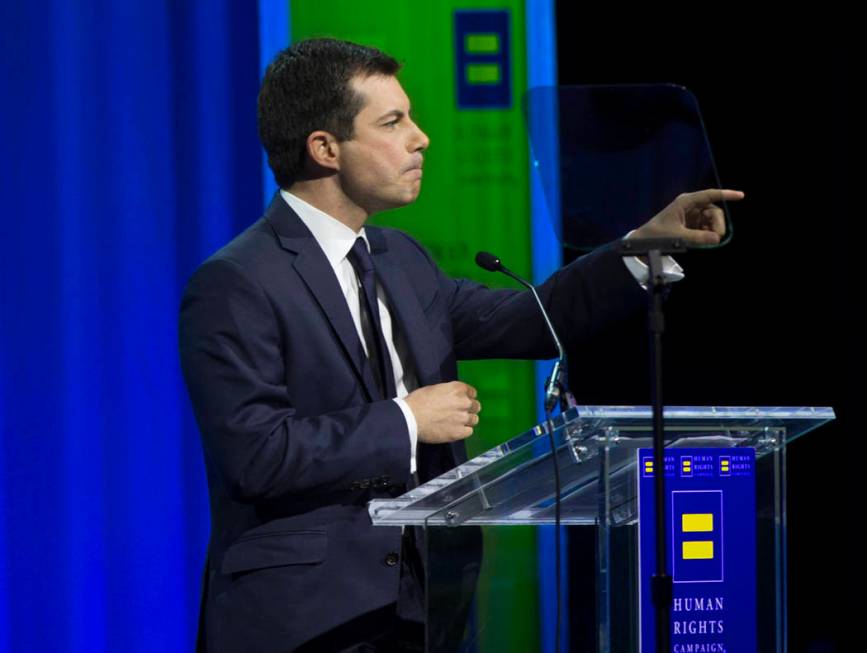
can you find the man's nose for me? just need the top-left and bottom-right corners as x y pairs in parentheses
(409, 120), (430, 152)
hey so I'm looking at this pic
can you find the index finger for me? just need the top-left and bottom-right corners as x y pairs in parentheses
(465, 385), (478, 399)
(683, 189), (745, 210)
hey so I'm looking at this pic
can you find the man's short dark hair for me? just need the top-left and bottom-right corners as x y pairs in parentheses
(257, 38), (401, 189)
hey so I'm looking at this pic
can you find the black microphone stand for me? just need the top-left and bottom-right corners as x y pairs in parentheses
(475, 251), (574, 653)
(619, 236), (686, 653)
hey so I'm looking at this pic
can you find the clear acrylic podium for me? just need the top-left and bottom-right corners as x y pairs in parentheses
(369, 406), (834, 652)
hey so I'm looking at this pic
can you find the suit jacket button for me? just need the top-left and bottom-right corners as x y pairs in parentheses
(384, 552), (399, 567)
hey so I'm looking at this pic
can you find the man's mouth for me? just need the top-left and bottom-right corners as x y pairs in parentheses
(405, 158), (424, 173)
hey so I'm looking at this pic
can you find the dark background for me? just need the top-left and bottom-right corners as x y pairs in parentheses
(558, 12), (861, 652)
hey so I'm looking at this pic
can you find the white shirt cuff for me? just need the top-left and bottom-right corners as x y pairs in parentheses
(393, 397), (418, 474)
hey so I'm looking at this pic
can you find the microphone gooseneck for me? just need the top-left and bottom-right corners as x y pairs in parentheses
(474, 251), (565, 412)
(474, 249), (567, 653)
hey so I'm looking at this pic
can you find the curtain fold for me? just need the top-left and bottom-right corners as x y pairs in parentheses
(0, 2), (264, 650)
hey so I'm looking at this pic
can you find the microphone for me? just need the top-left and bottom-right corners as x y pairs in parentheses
(474, 251), (502, 273)
(475, 250), (569, 652)
(474, 251), (566, 413)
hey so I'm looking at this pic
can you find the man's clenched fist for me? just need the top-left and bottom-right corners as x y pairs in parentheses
(404, 381), (481, 444)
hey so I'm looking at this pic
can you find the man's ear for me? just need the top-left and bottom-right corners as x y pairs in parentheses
(305, 130), (340, 173)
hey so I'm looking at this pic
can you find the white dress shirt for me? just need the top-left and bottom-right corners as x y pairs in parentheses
(280, 190), (420, 473)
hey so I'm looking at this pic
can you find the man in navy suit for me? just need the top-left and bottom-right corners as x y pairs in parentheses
(179, 38), (741, 652)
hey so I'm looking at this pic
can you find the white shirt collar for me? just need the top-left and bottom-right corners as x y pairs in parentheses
(279, 189), (370, 271)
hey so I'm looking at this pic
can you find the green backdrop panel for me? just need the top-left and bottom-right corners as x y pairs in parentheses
(290, 3), (539, 650)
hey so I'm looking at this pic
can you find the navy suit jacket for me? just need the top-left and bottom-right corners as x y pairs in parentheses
(179, 193), (645, 652)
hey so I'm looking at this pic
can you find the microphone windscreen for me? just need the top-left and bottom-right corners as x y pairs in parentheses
(475, 251), (502, 272)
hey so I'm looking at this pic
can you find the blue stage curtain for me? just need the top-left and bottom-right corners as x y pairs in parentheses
(0, 2), (263, 650)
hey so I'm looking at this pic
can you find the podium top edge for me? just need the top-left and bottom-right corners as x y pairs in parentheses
(567, 406), (836, 420)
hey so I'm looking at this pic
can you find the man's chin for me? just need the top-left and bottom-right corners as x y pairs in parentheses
(365, 202), (407, 218)
(384, 189), (422, 212)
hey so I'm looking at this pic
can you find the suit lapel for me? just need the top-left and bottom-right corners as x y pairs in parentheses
(264, 194), (380, 402)
(370, 235), (459, 478)
(292, 251), (382, 401)
(372, 252), (441, 388)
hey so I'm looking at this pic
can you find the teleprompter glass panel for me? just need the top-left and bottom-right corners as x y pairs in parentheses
(522, 85), (733, 251)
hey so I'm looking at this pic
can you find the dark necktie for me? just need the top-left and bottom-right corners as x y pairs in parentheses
(347, 237), (396, 400)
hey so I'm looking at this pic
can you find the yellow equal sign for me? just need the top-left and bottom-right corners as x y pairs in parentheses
(644, 459), (654, 473)
(682, 513), (713, 532)
(682, 540), (714, 560)
(681, 513), (714, 560)
(720, 459), (730, 471)
(682, 459), (692, 472)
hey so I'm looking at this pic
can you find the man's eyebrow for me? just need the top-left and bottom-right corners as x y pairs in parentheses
(374, 108), (412, 123)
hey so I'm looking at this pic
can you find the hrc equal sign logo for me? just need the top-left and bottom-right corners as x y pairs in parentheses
(681, 513), (714, 559)
(642, 456), (654, 478)
(672, 490), (724, 583)
(454, 10), (511, 109)
(681, 456), (693, 477)
(719, 456), (731, 476)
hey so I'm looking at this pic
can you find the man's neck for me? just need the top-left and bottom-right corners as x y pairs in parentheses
(287, 179), (368, 233)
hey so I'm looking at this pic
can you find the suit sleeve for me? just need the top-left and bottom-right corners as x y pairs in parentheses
(425, 240), (648, 361)
(178, 257), (411, 502)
